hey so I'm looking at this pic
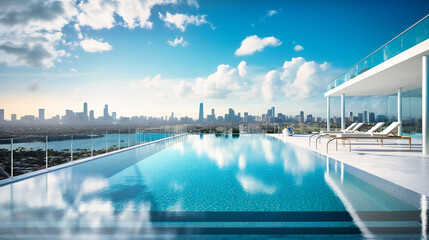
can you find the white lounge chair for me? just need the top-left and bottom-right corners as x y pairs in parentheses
(326, 122), (411, 152)
(309, 123), (362, 147)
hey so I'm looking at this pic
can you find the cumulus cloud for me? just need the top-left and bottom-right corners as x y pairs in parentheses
(0, 0), (77, 68)
(294, 44), (304, 51)
(261, 70), (282, 102)
(175, 62), (248, 98)
(77, 0), (178, 30)
(167, 37), (189, 47)
(237, 61), (248, 78)
(25, 80), (40, 92)
(70, 68), (77, 72)
(281, 57), (338, 101)
(80, 38), (113, 53)
(187, 0), (199, 8)
(131, 74), (162, 88)
(159, 12), (211, 32)
(235, 35), (281, 56)
(0, 0), (193, 68)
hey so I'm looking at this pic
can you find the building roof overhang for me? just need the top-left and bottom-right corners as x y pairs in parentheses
(324, 39), (429, 97)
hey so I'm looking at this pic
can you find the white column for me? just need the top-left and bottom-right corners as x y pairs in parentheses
(423, 56), (429, 155)
(397, 88), (402, 136)
(327, 96), (331, 131)
(341, 93), (345, 130)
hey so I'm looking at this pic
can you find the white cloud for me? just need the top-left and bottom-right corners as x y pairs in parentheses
(131, 74), (162, 88)
(266, 10), (278, 17)
(0, 0), (77, 68)
(70, 68), (78, 72)
(80, 38), (113, 53)
(167, 37), (189, 47)
(294, 44), (304, 51)
(282, 57), (338, 100)
(237, 61), (248, 78)
(159, 12), (210, 32)
(77, 0), (179, 30)
(25, 80), (40, 92)
(261, 70), (282, 102)
(187, 0), (199, 8)
(175, 62), (248, 99)
(235, 35), (281, 56)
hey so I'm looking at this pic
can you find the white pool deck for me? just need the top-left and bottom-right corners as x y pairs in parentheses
(268, 134), (429, 197)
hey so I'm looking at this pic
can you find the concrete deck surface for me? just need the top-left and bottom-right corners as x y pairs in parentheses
(268, 134), (429, 196)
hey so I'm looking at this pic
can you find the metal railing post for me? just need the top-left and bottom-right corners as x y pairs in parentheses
(105, 130), (108, 153)
(70, 134), (73, 162)
(10, 139), (13, 178)
(91, 131), (94, 157)
(118, 130), (121, 150)
(45, 136), (48, 169)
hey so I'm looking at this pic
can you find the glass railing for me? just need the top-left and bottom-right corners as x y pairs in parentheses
(0, 125), (188, 180)
(327, 14), (429, 91)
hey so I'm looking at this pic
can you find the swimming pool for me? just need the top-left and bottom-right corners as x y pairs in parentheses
(0, 134), (426, 239)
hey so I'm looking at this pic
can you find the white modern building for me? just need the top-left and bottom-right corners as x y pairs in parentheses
(325, 14), (429, 155)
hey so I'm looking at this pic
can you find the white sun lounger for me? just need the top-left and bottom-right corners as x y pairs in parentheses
(326, 122), (411, 152)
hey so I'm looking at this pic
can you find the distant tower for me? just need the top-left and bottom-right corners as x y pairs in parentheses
(271, 107), (275, 118)
(112, 112), (117, 120)
(104, 104), (109, 120)
(300, 111), (304, 123)
(38, 109), (45, 121)
(199, 103), (204, 122)
(83, 102), (88, 120)
(89, 110), (94, 121)
(0, 109), (4, 122)
(11, 114), (17, 122)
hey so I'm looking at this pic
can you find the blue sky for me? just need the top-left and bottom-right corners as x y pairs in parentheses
(0, 0), (428, 119)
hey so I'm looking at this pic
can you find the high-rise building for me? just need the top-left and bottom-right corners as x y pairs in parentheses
(300, 111), (304, 123)
(358, 113), (363, 122)
(244, 112), (248, 122)
(267, 109), (272, 119)
(104, 104), (109, 120)
(112, 112), (117, 120)
(271, 107), (275, 118)
(39, 109), (45, 121)
(369, 112), (376, 123)
(0, 109), (4, 122)
(306, 114), (313, 123)
(363, 110), (368, 122)
(211, 109), (215, 117)
(89, 110), (95, 121)
(11, 114), (16, 122)
(350, 112), (353, 117)
(83, 102), (88, 120)
(199, 103), (204, 122)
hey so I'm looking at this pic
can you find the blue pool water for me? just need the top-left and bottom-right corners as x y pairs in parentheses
(0, 134), (427, 239)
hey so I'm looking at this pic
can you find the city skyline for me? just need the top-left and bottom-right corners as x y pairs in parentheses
(0, 101), (405, 126)
(0, 1), (428, 119)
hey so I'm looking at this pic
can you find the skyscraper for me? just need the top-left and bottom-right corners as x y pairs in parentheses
(38, 109), (45, 121)
(300, 111), (304, 123)
(369, 112), (375, 123)
(89, 110), (94, 121)
(83, 102), (88, 120)
(11, 114), (16, 122)
(112, 112), (117, 120)
(199, 103), (204, 122)
(271, 107), (275, 118)
(104, 104), (109, 120)
(0, 109), (4, 122)
(363, 110), (368, 123)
